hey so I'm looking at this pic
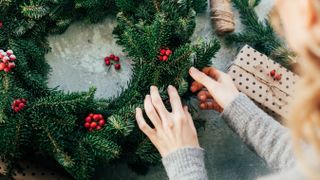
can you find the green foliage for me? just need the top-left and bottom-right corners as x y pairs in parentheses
(193, 39), (221, 70)
(225, 0), (294, 69)
(0, 0), (220, 179)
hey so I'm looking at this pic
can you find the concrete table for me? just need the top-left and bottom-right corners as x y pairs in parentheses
(46, 0), (275, 179)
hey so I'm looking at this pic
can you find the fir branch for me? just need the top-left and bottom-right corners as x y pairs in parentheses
(45, 127), (64, 154)
(83, 134), (121, 160)
(21, 2), (49, 20)
(193, 39), (221, 70)
(135, 138), (160, 164)
(226, 0), (293, 68)
(0, 74), (9, 123)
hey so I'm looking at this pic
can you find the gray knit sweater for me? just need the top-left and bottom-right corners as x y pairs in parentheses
(162, 93), (304, 180)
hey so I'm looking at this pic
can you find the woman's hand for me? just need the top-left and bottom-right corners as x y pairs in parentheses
(135, 85), (200, 157)
(189, 67), (239, 112)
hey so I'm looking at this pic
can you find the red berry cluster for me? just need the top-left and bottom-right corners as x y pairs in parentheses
(104, 54), (121, 70)
(84, 113), (106, 131)
(158, 48), (172, 61)
(0, 21), (3, 28)
(0, 49), (16, 72)
(12, 98), (27, 113)
(269, 70), (282, 81)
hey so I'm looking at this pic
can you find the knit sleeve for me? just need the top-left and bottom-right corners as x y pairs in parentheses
(162, 147), (208, 180)
(221, 93), (295, 171)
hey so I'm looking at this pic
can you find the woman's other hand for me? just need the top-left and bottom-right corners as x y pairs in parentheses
(135, 85), (200, 157)
(189, 67), (239, 112)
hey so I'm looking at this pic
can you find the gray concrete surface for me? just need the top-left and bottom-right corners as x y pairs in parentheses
(46, 0), (276, 179)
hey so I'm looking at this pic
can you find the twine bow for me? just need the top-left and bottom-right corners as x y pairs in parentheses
(231, 63), (289, 107)
(253, 65), (288, 106)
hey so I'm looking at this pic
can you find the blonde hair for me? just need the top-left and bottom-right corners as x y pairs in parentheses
(284, 0), (320, 178)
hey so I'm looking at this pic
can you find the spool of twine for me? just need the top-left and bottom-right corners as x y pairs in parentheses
(210, 0), (235, 35)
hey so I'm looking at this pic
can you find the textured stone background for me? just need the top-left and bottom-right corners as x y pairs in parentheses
(45, 0), (276, 179)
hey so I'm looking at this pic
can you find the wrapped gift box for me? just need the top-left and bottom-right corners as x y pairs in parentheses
(228, 45), (299, 120)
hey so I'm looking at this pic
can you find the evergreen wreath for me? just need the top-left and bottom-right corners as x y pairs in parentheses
(0, 0), (220, 179)
(0, 0), (292, 179)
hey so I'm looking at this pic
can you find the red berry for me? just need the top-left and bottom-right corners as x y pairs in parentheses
(110, 54), (115, 59)
(97, 114), (103, 119)
(21, 99), (26, 103)
(159, 56), (163, 61)
(0, 63), (5, 70)
(89, 113), (94, 117)
(8, 62), (15, 69)
(4, 67), (10, 72)
(18, 103), (25, 109)
(165, 49), (172, 56)
(115, 64), (121, 70)
(90, 122), (97, 128)
(84, 122), (90, 128)
(105, 60), (111, 66)
(163, 55), (168, 61)
(14, 107), (20, 112)
(0, 21), (2, 28)
(15, 99), (21, 104)
(2, 56), (9, 63)
(104, 57), (110, 61)
(274, 74), (282, 81)
(98, 119), (105, 126)
(114, 56), (120, 62)
(9, 55), (16, 61)
(85, 116), (92, 122)
(6, 50), (13, 56)
(160, 49), (166, 55)
(270, 70), (276, 77)
(93, 114), (100, 120)
(96, 126), (102, 130)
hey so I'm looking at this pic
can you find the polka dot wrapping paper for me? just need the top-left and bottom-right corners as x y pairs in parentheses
(228, 45), (299, 120)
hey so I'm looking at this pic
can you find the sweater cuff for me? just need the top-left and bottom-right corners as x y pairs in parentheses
(221, 93), (267, 135)
(221, 93), (257, 118)
(162, 147), (208, 180)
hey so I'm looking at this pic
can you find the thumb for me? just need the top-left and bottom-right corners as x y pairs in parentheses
(189, 67), (218, 90)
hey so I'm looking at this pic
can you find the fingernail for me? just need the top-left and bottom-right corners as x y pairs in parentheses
(189, 67), (195, 73)
(168, 85), (173, 90)
(150, 85), (156, 91)
(199, 95), (206, 100)
(190, 67), (197, 73)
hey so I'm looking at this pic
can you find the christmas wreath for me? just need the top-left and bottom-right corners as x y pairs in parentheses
(0, 0), (293, 179)
(0, 0), (221, 179)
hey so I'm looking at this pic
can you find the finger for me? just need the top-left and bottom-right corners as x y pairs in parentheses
(190, 81), (204, 93)
(202, 67), (221, 81)
(199, 102), (207, 110)
(213, 102), (224, 113)
(197, 90), (213, 102)
(144, 95), (162, 128)
(198, 100), (214, 110)
(150, 86), (169, 118)
(184, 106), (197, 133)
(135, 108), (156, 137)
(189, 67), (219, 90)
(168, 85), (184, 113)
(199, 100), (223, 112)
